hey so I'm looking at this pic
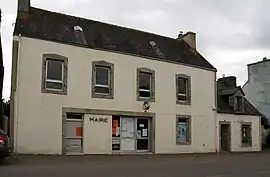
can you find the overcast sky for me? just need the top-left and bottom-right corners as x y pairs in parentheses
(1, 0), (270, 98)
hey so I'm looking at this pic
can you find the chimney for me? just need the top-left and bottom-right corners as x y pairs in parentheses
(217, 76), (237, 90)
(18, 0), (30, 19)
(177, 31), (196, 49)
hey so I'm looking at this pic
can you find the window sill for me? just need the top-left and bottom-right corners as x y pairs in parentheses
(42, 88), (67, 95)
(176, 142), (191, 146)
(176, 100), (191, 105)
(92, 93), (114, 99)
(241, 144), (252, 148)
(137, 97), (155, 102)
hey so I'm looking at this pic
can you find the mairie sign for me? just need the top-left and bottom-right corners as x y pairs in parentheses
(89, 117), (108, 123)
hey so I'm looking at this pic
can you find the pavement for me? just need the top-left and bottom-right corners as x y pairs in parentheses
(1, 152), (270, 177)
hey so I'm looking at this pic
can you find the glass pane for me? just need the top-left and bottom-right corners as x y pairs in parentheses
(96, 66), (109, 85)
(46, 81), (63, 90)
(177, 95), (187, 101)
(177, 78), (187, 94)
(137, 139), (148, 150)
(95, 86), (110, 94)
(112, 139), (120, 150)
(112, 116), (120, 138)
(139, 72), (151, 90)
(47, 59), (63, 81)
(177, 122), (188, 143)
(139, 91), (151, 98)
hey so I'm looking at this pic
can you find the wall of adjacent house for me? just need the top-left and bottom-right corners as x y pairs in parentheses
(217, 113), (261, 152)
(243, 60), (270, 121)
(13, 37), (216, 154)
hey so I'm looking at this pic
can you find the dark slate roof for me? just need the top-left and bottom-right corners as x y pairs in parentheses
(217, 87), (261, 116)
(14, 7), (216, 71)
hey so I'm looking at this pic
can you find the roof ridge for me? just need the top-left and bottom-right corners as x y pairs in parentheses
(30, 6), (179, 42)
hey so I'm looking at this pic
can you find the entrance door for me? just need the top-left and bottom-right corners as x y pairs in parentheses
(220, 124), (231, 151)
(136, 118), (149, 151)
(121, 118), (135, 151)
(64, 114), (83, 155)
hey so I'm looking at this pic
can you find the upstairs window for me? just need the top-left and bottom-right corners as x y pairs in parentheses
(42, 54), (68, 95)
(92, 61), (114, 99)
(137, 68), (155, 102)
(46, 59), (64, 90)
(235, 96), (244, 112)
(176, 74), (191, 105)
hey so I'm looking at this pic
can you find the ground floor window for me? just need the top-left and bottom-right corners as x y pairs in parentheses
(176, 115), (191, 145)
(241, 123), (252, 147)
(112, 116), (121, 150)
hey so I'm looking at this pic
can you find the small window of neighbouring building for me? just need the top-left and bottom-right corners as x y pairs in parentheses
(176, 115), (191, 145)
(235, 96), (244, 112)
(92, 61), (114, 99)
(241, 123), (252, 147)
(42, 54), (68, 95)
(137, 68), (155, 102)
(176, 74), (191, 105)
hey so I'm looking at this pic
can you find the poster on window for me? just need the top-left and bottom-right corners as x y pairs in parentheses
(177, 123), (187, 143)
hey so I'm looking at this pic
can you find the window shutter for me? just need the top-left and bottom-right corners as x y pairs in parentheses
(249, 126), (252, 146)
(229, 96), (235, 108)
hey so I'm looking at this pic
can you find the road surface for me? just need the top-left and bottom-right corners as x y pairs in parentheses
(1, 153), (270, 177)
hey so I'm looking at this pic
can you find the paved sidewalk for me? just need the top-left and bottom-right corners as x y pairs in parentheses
(1, 152), (270, 177)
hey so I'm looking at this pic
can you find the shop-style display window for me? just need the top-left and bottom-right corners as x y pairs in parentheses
(112, 116), (120, 150)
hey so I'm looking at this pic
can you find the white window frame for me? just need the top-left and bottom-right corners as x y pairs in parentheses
(138, 71), (152, 99)
(45, 59), (64, 91)
(176, 77), (188, 102)
(91, 61), (114, 99)
(94, 66), (111, 95)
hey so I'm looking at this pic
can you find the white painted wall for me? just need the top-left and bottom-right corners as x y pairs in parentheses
(13, 37), (216, 154)
(217, 113), (261, 152)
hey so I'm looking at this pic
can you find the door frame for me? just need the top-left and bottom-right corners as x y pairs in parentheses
(219, 121), (231, 152)
(135, 118), (151, 153)
(62, 113), (84, 155)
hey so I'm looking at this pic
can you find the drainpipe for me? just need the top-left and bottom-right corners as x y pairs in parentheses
(214, 72), (218, 152)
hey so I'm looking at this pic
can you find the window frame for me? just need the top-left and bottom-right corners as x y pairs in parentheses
(176, 115), (191, 145)
(176, 74), (191, 105)
(92, 61), (114, 99)
(137, 67), (155, 102)
(241, 122), (252, 147)
(41, 54), (68, 95)
(235, 96), (244, 113)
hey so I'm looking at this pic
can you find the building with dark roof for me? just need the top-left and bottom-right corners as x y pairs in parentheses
(216, 76), (262, 152)
(10, 0), (262, 155)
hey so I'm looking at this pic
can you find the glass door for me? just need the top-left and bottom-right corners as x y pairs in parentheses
(136, 118), (149, 151)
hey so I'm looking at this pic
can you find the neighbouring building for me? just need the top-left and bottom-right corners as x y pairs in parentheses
(242, 57), (270, 145)
(217, 76), (261, 152)
(243, 58), (270, 121)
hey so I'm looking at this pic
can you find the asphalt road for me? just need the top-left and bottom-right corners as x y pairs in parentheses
(1, 153), (270, 177)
